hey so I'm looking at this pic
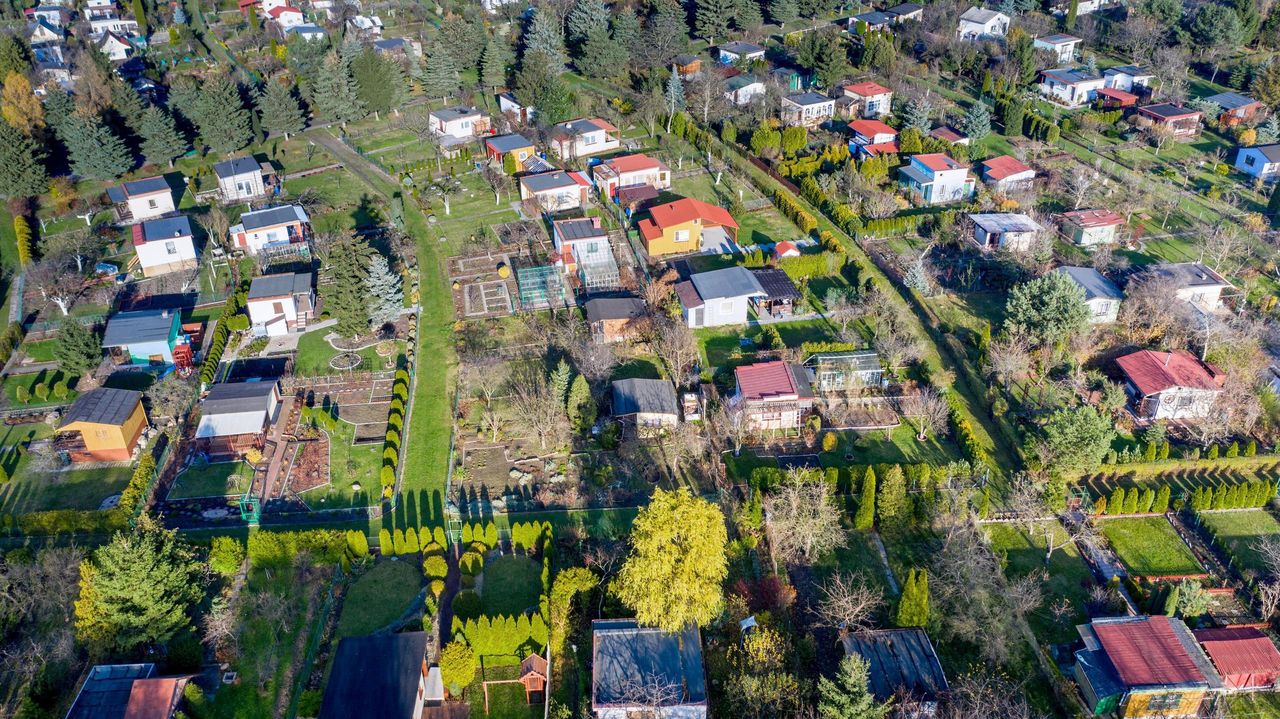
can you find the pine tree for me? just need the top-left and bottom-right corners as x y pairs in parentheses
(1065, 0), (1078, 29)
(194, 73), (251, 153)
(257, 78), (306, 140)
(55, 318), (103, 373)
(579, 26), (625, 77)
(525, 8), (568, 73)
(770, 0), (798, 27)
(353, 50), (404, 119)
(959, 102), (991, 141)
(877, 465), (905, 521)
(901, 97), (932, 132)
(817, 655), (891, 719)
(568, 374), (596, 434)
(696, 0), (733, 42)
(62, 115), (133, 180)
(327, 232), (375, 339)
(664, 70), (684, 131)
(736, 0), (764, 30)
(0, 118), (47, 199)
(854, 467), (876, 529)
(481, 33), (513, 91)
(364, 254), (403, 329)
(312, 51), (367, 125)
(139, 105), (187, 168)
(421, 47), (460, 102)
(1002, 99), (1026, 137)
(611, 7), (641, 55)
(567, 0), (610, 47)
(13, 215), (32, 266)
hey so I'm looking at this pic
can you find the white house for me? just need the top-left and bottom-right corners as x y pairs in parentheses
(848, 119), (898, 158)
(518, 171), (590, 212)
(550, 118), (621, 160)
(214, 156), (270, 203)
(89, 12), (138, 36)
(967, 213), (1043, 252)
(1116, 349), (1224, 421)
(1038, 67), (1104, 107)
(1057, 266), (1122, 324)
(885, 2), (924, 21)
(725, 75), (766, 105)
(106, 176), (174, 223)
(285, 23), (325, 41)
(842, 81), (893, 117)
(1103, 65), (1154, 93)
(781, 92), (836, 128)
(497, 92), (535, 123)
(730, 360), (816, 431)
(428, 106), (488, 141)
(676, 266), (766, 328)
(25, 5), (69, 26)
(979, 154), (1036, 189)
(1235, 144), (1280, 182)
(96, 30), (132, 61)
(592, 154), (671, 198)
(265, 5), (304, 28)
(228, 205), (310, 256)
(247, 272), (314, 336)
(956, 7), (1009, 41)
(1146, 262), (1233, 315)
(133, 215), (197, 277)
(1051, 0), (1119, 16)
(345, 14), (381, 37)
(1059, 208), (1125, 246)
(898, 153), (975, 205)
(718, 40), (766, 64)
(1034, 33), (1082, 63)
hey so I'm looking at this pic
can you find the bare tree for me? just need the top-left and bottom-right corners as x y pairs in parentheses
(899, 387), (950, 441)
(459, 360), (509, 443)
(481, 163), (513, 206)
(650, 318), (699, 389)
(41, 229), (99, 273)
(686, 72), (728, 125)
(764, 469), (847, 565)
(1200, 222), (1248, 275)
(507, 365), (569, 451)
(145, 373), (198, 425)
(1061, 159), (1104, 210)
(202, 597), (240, 660)
(1118, 12), (1162, 64)
(814, 572), (885, 634)
(1258, 581), (1280, 622)
(824, 288), (862, 340)
(197, 205), (231, 253)
(940, 670), (1042, 719)
(984, 333), (1032, 383)
(874, 328), (922, 373)
(1005, 474), (1099, 564)
(1143, 122), (1175, 156)
(27, 257), (83, 316)
(1117, 276), (1193, 347)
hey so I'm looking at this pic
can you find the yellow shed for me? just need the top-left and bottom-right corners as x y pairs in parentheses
(57, 387), (148, 463)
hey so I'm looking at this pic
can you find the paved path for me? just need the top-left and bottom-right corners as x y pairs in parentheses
(868, 531), (901, 594)
(259, 396), (297, 502)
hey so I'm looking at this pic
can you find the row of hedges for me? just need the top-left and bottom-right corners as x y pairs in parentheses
(1188, 480), (1277, 512)
(1094, 484), (1172, 515)
(450, 611), (549, 656)
(15, 508), (128, 535)
(381, 365), (412, 494)
(860, 213), (929, 239)
(116, 453), (156, 518)
(772, 187), (819, 234)
(200, 288), (249, 385)
(946, 392), (989, 470)
(246, 529), (346, 568)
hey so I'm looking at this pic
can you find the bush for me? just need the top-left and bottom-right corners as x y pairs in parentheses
(1208, 444), (1220, 460)
(1227, 441), (1240, 458)
(451, 589), (482, 621)
(14, 386), (29, 404)
(459, 550), (484, 575)
(208, 536), (246, 577)
(379, 528), (394, 556)
(822, 432), (838, 453)
(423, 554), (448, 579)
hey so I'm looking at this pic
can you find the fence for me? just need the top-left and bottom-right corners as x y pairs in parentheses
(285, 564), (344, 718)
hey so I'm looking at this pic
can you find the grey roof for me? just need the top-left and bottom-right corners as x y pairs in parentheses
(751, 268), (801, 300)
(586, 296), (646, 323)
(612, 378), (678, 417)
(202, 381), (278, 416)
(959, 6), (1004, 22)
(213, 156), (262, 179)
(61, 387), (141, 428)
(592, 620), (706, 708)
(720, 40), (765, 55)
(1140, 102), (1200, 120)
(689, 266), (766, 301)
(286, 23), (325, 35)
(140, 214), (192, 241)
(556, 118), (607, 136)
(555, 218), (607, 242)
(1147, 262), (1231, 289)
(727, 74), (763, 91)
(430, 105), (480, 122)
(674, 53), (699, 65)
(1074, 648), (1125, 702)
(1057, 266), (1121, 301)
(1247, 144), (1280, 163)
(486, 133), (533, 153)
(521, 171), (578, 193)
(114, 176), (170, 200)
(785, 92), (833, 107)
(1037, 32), (1080, 44)
(102, 309), (178, 348)
(1042, 67), (1101, 84)
(898, 163), (932, 185)
(318, 632), (429, 719)
(248, 272), (312, 300)
(1205, 91), (1259, 110)
(853, 10), (893, 23)
(841, 629), (948, 703)
(968, 213), (1042, 233)
(1106, 65), (1152, 77)
(885, 2), (923, 14)
(66, 663), (156, 719)
(238, 204), (307, 231)
(372, 37), (409, 52)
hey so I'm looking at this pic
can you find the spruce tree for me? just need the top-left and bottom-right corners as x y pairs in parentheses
(854, 466), (876, 530)
(54, 318), (102, 374)
(364, 253), (403, 328)
(481, 33), (513, 91)
(515, 52), (574, 124)
(327, 232), (376, 339)
(696, 0), (733, 43)
(421, 47), (461, 102)
(1155, 484), (1171, 513)
(525, 8), (568, 73)
(312, 51), (367, 125)
(567, 0), (610, 47)
(611, 7), (641, 55)
(0, 35), (31, 79)
(1002, 99), (1026, 136)
(194, 73), (251, 153)
(63, 115), (133, 180)
(959, 102), (991, 141)
(580, 27), (625, 78)
(111, 80), (147, 135)
(568, 374), (596, 434)
(817, 655), (891, 719)
(0, 118), (47, 199)
(736, 0), (764, 30)
(770, 0), (798, 27)
(139, 105), (187, 168)
(901, 97), (932, 132)
(353, 50), (406, 119)
(664, 70), (684, 131)
(257, 78), (306, 140)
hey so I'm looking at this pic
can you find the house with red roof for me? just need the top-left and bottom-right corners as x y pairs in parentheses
(1074, 616), (1221, 717)
(1059, 208), (1125, 246)
(592, 154), (671, 199)
(979, 154), (1035, 190)
(266, 4), (304, 28)
(549, 117), (621, 160)
(638, 197), (739, 257)
(848, 119), (898, 158)
(1115, 349), (1224, 421)
(842, 81), (893, 117)
(898, 153), (975, 205)
(518, 170), (591, 212)
(1193, 626), (1280, 691)
(729, 360), (815, 431)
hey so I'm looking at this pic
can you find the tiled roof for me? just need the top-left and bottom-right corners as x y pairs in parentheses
(861, 141), (899, 155)
(1062, 208), (1123, 228)
(1116, 349), (1222, 396)
(849, 119), (897, 138)
(844, 81), (891, 97)
(647, 197), (738, 231)
(602, 153), (667, 175)
(981, 154), (1033, 180)
(930, 126), (966, 142)
(735, 360), (811, 401)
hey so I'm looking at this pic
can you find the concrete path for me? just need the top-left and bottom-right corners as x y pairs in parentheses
(869, 531), (901, 595)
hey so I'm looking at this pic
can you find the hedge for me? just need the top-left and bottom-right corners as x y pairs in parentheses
(452, 612), (549, 657)
(247, 529), (346, 568)
(16, 508), (128, 535)
(452, 589), (482, 621)
(1189, 479), (1277, 512)
(117, 453), (157, 518)
(945, 392), (989, 470)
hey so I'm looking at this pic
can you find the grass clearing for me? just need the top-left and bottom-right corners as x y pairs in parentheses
(169, 461), (253, 499)
(301, 417), (383, 509)
(987, 522), (1095, 644)
(1099, 516), (1204, 577)
(696, 318), (842, 370)
(821, 425), (964, 467)
(334, 559), (422, 639)
(1198, 510), (1280, 576)
(292, 333), (402, 377)
(466, 663), (542, 719)
(481, 554), (543, 616)
(0, 417), (133, 511)
(18, 340), (57, 363)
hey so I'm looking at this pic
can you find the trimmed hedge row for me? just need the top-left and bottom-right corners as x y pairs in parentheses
(1189, 480), (1276, 512)
(860, 214), (929, 239)
(247, 529), (346, 568)
(451, 613), (549, 657)
(381, 366), (411, 493)
(946, 392), (989, 470)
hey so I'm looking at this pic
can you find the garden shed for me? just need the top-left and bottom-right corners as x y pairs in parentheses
(840, 628), (948, 709)
(319, 631), (431, 719)
(1193, 627), (1280, 691)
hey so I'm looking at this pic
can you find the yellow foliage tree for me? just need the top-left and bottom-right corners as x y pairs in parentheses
(13, 215), (32, 266)
(1, 73), (44, 136)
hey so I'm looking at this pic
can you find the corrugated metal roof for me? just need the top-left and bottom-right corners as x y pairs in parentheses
(201, 381), (278, 416)
(592, 620), (706, 708)
(968, 213), (1041, 233)
(238, 204), (308, 231)
(1194, 627), (1280, 677)
(1057, 266), (1121, 301)
(213, 156), (261, 178)
(841, 629), (948, 702)
(103, 310), (178, 347)
(690, 266), (764, 301)
(66, 664), (157, 719)
(319, 632), (429, 719)
(1092, 616), (1207, 687)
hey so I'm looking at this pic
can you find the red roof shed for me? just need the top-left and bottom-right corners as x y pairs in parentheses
(1194, 627), (1280, 690)
(1092, 615), (1207, 687)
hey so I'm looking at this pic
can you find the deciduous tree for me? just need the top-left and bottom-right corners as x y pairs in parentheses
(764, 469), (846, 564)
(1, 72), (42, 136)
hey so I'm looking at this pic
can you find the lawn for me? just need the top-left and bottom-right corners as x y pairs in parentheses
(292, 333), (403, 377)
(1228, 692), (1280, 718)
(0, 418), (133, 512)
(1099, 517), (1204, 577)
(987, 522), (1095, 644)
(3, 369), (79, 407)
(466, 663), (542, 719)
(696, 318), (842, 370)
(821, 424), (964, 467)
(669, 172), (800, 248)
(169, 461), (253, 499)
(333, 559), (422, 639)
(1199, 510), (1280, 576)
(481, 554), (543, 616)
(18, 340), (57, 363)
(814, 529), (892, 597)
(300, 415), (383, 509)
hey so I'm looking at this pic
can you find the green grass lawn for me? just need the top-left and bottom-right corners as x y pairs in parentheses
(879, 524), (941, 582)
(820, 425), (964, 467)
(292, 333), (403, 377)
(481, 554), (543, 616)
(3, 369), (79, 407)
(1099, 517), (1204, 577)
(169, 461), (253, 499)
(987, 522), (1094, 644)
(18, 340), (57, 363)
(696, 318), (842, 370)
(814, 528), (892, 597)
(334, 559), (422, 639)
(466, 663), (542, 719)
(0, 420), (133, 512)
(300, 416), (384, 509)
(1228, 692), (1280, 718)
(1199, 510), (1280, 576)
(610, 355), (666, 381)
(669, 172), (800, 247)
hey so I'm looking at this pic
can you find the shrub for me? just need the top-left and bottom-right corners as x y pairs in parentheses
(346, 530), (369, 558)
(1093, 495), (1107, 515)
(439, 641), (476, 692)
(423, 554), (448, 580)
(451, 589), (482, 621)
(459, 550), (484, 575)
(1208, 444), (1220, 460)
(1247, 440), (1258, 457)
(52, 381), (68, 400)
(208, 536), (246, 577)
(379, 528), (394, 556)
(14, 386), (29, 404)
(1227, 441), (1240, 458)
(430, 579), (445, 597)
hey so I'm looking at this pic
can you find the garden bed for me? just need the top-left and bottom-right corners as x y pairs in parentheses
(1099, 516), (1205, 578)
